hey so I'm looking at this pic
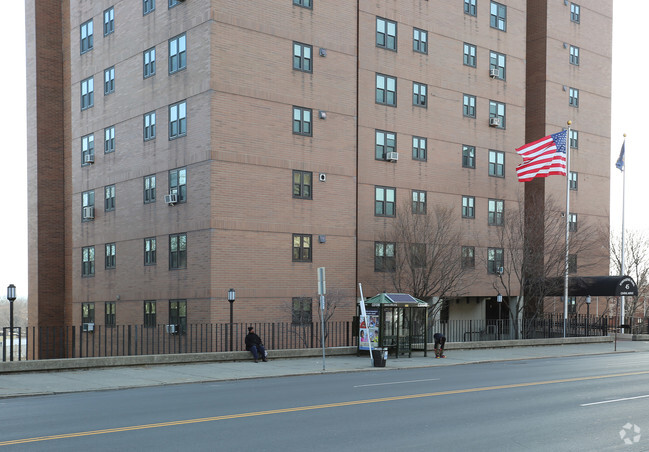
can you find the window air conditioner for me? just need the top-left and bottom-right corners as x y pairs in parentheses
(84, 154), (95, 164)
(489, 68), (500, 78)
(82, 206), (95, 219)
(489, 117), (501, 127)
(82, 322), (95, 332)
(166, 324), (177, 334)
(164, 193), (178, 205)
(386, 152), (399, 161)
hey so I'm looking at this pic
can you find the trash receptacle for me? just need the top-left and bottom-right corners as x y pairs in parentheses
(372, 348), (388, 367)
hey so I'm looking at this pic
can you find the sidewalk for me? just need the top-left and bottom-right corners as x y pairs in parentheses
(1, 339), (648, 399)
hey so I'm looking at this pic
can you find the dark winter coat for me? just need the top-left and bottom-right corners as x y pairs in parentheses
(245, 332), (263, 351)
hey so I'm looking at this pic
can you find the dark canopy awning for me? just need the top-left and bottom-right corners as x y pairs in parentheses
(542, 276), (638, 297)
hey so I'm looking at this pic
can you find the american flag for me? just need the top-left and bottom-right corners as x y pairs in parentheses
(515, 130), (567, 182)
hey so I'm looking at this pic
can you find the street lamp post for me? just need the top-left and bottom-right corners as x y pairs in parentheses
(227, 288), (236, 352)
(7, 284), (16, 362)
(497, 293), (503, 340)
(585, 295), (591, 337)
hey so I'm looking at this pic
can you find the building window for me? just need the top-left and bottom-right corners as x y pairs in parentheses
(463, 43), (476, 67)
(103, 7), (114, 36)
(144, 111), (156, 141)
(569, 45), (579, 65)
(144, 301), (156, 327)
(169, 101), (187, 139)
(144, 47), (156, 78)
(462, 196), (475, 219)
(567, 296), (577, 314)
(293, 170), (313, 199)
(169, 33), (186, 74)
(488, 248), (504, 274)
(293, 0), (312, 8)
(488, 150), (505, 177)
(464, 0), (477, 16)
(169, 0), (183, 8)
(80, 19), (93, 53)
(461, 246), (475, 268)
(568, 213), (578, 232)
(292, 234), (312, 262)
(143, 0), (155, 15)
(104, 126), (115, 153)
(413, 82), (427, 107)
(81, 134), (94, 165)
(293, 42), (312, 72)
(104, 185), (116, 212)
(144, 237), (157, 265)
(82, 302), (95, 324)
(412, 190), (426, 214)
(490, 1), (507, 31)
(104, 67), (115, 95)
(489, 100), (506, 128)
(82, 246), (95, 277)
(169, 167), (187, 203)
(411, 243), (427, 268)
(293, 106), (312, 136)
(570, 3), (580, 23)
(569, 88), (579, 107)
(463, 94), (476, 118)
(292, 297), (313, 325)
(105, 302), (116, 327)
(144, 175), (156, 203)
(105, 243), (116, 269)
(569, 129), (579, 149)
(488, 199), (504, 226)
(413, 28), (427, 54)
(489, 51), (506, 80)
(82, 190), (95, 221)
(569, 171), (578, 191)
(375, 242), (396, 272)
(568, 254), (577, 274)
(375, 130), (396, 160)
(462, 145), (476, 168)
(412, 136), (426, 161)
(81, 77), (94, 110)
(169, 300), (187, 335)
(169, 233), (187, 269)
(375, 186), (396, 217)
(376, 17), (397, 51)
(376, 74), (397, 106)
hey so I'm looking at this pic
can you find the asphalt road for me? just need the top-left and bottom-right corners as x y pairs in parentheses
(1, 353), (649, 451)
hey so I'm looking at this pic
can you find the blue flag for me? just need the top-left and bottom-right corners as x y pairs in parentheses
(616, 141), (625, 171)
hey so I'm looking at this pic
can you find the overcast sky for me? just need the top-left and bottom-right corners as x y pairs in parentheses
(0, 2), (644, 297)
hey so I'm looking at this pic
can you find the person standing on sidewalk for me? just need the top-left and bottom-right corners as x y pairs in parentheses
(433, 332), (446, 358)
(245, 327), (267, 363)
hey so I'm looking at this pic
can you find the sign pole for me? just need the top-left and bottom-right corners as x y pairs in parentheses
(358, 283), (373, 365)
(317, 268), (326, 371)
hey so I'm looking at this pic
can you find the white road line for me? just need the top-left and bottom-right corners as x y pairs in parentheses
(581, 394), (649, 406)
(354, 378), (440, 388)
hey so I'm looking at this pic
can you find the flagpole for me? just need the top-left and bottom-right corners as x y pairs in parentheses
(563, 121), (572, 338)
(620, 135), (626, 327)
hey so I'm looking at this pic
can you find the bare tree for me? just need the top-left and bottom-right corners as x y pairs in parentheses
(381, 202), (469, 320)
(610, 230), (649, 322)
(283, 289), (342, 348)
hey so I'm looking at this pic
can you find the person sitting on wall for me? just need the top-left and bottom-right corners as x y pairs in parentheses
(433, 332), (446, 358)
(245, 326), (267, 363)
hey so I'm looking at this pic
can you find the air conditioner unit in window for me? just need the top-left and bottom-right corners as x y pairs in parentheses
(386, 152), (399, 162)
(82, 206), (95, 220)
(166, 324), (177, 334)
(84, 154), (95, 164)
(82, 322), (95, 332)
(164, 193), (178, 205)
(489, 68), (500, 78)
(489, 117), (501, 127)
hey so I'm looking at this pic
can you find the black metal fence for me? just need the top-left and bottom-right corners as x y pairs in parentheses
(2, 314), (612, 362)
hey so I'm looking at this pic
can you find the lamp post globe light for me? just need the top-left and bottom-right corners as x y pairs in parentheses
(496, 293), (503, 340)
(7, 284), (16, 362)
(227, 289), (235, 351)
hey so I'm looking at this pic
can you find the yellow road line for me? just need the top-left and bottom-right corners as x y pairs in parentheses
(2, 369), (649, 446)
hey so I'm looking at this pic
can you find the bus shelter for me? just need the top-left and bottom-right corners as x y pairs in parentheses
(358, 293), (429, 358)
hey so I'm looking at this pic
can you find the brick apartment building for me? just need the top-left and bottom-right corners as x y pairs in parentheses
(26, 0), (612, 332)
